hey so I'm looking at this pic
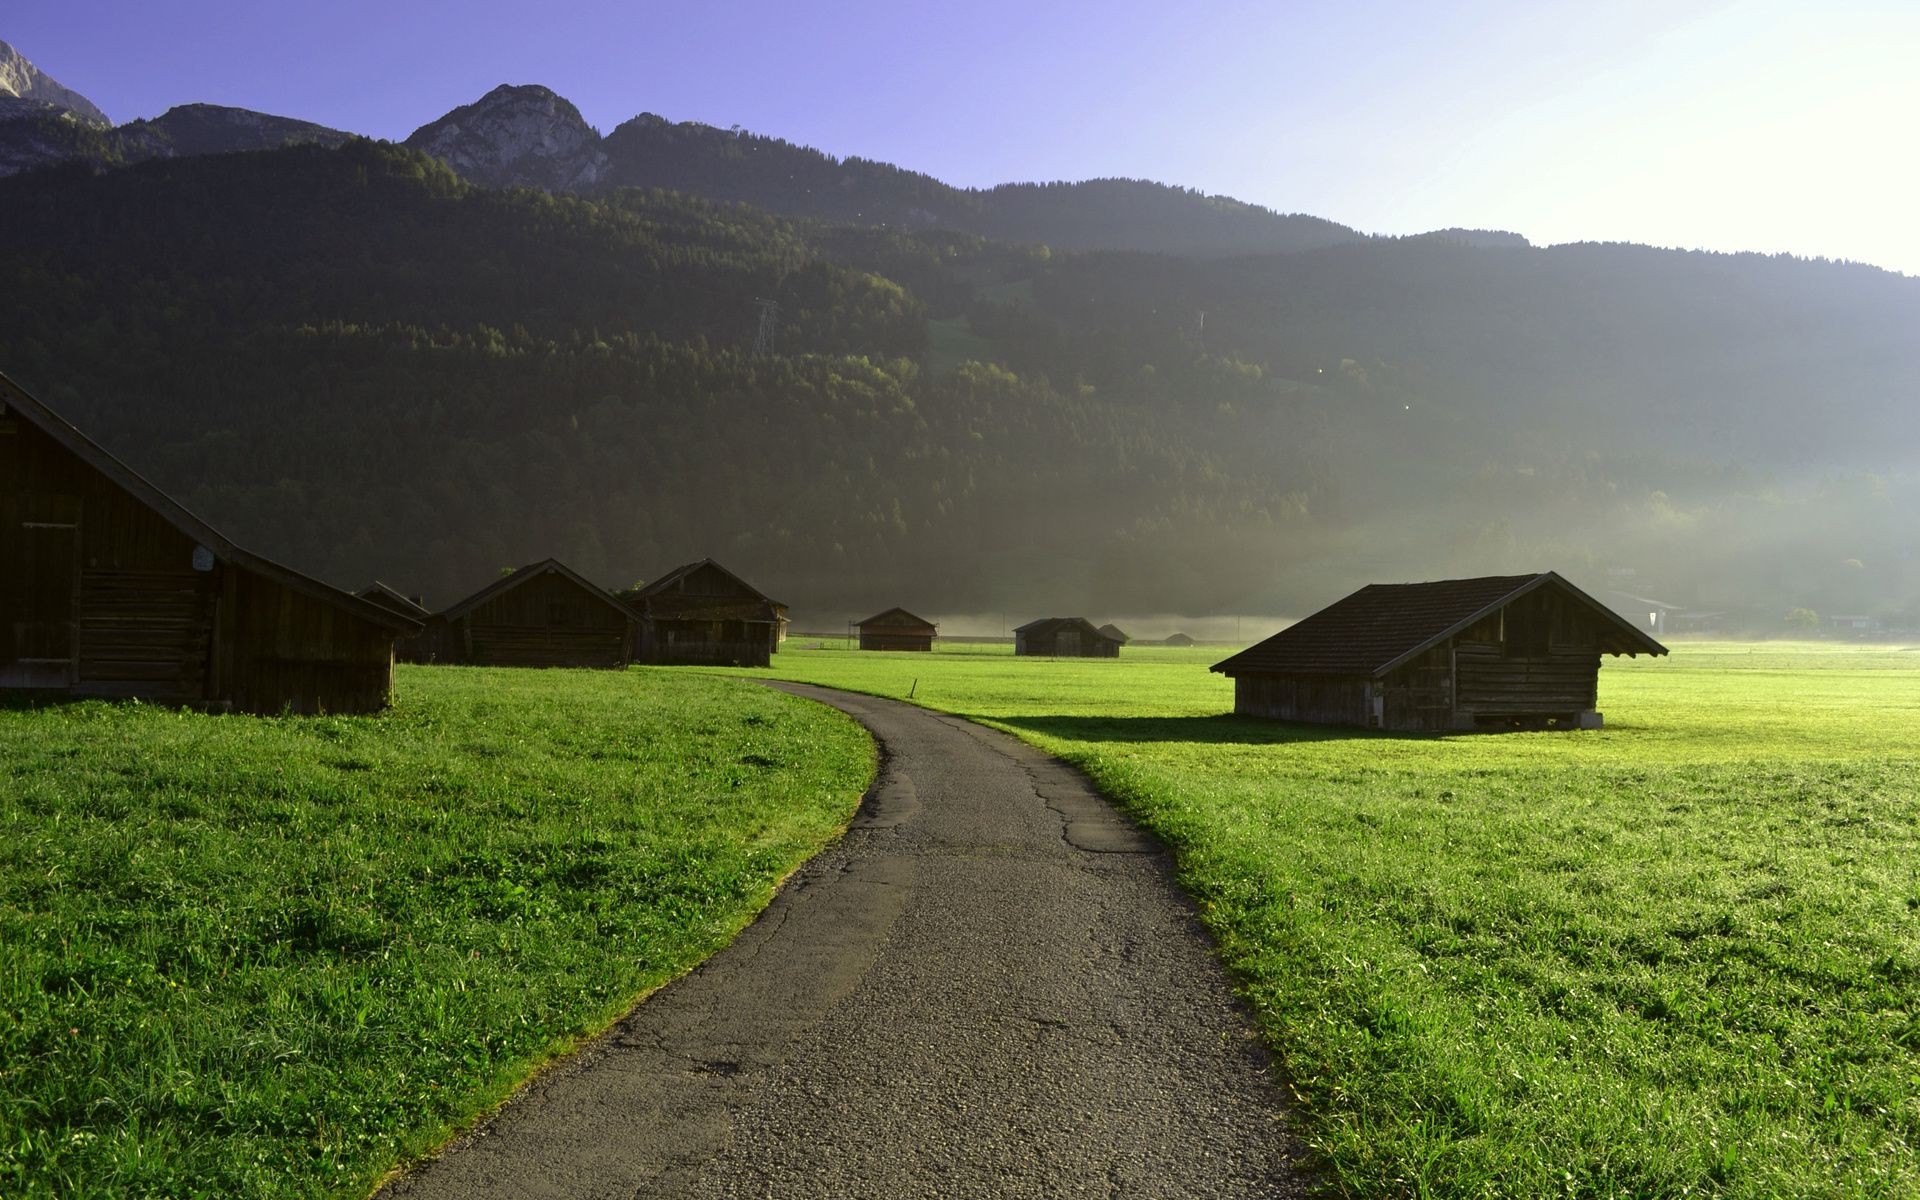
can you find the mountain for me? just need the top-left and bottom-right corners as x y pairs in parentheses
(397, 87), (1362, 257)
(0, 98), (350, 178)
(0, 138), (1915, 626)
(402, 84), (608, 192)
(0, 39), (108, 125)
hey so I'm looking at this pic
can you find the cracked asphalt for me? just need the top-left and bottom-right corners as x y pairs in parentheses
(378, 682), (1308, 1199)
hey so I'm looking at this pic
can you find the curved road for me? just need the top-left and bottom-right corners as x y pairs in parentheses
(381, 682), (1307, 1198)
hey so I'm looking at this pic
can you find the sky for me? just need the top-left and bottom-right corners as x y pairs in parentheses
(10, 0), (1919, 274)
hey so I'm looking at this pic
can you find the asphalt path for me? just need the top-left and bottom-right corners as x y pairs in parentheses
(380, 682), (1308, 1198)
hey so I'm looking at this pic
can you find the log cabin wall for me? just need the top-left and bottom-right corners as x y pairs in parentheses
(1380, 646), (1455, 731)
(219, 569), (395, 715)
(460, 572), (629, 669)
(1448, 590), (1602, 723)
(1233, 674), (1370, 726)
(3, 414), (215, 702)
(640, 619), (772, 667)
(859, 629), (934, 651)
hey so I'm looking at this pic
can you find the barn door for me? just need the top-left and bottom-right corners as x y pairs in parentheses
(1057, 630), (1080, 657)
(4, 496), (80, 684)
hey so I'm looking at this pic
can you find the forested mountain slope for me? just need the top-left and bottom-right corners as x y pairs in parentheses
(0, 140), (1913, 624)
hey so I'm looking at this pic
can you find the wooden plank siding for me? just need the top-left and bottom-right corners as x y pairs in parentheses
(2, 378), (416, 713)
(1215, 572), (1666, 732)
(1233, 674), (1371, 726)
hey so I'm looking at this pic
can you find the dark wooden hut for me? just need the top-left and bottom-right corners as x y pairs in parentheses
(1211, 572), (1667, 731)
(1163, 632), (1196, 647)
(355, 581), (431, 663)
(0, 372), (419, 714)
(1013, 617), (1123, 658)
(625, 559), (780, 667)
(857, 607), (936, 651)
(1096, 622), (1132, 645)
(427, 559), (635, 669)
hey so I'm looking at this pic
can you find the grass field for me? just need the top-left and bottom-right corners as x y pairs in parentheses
(0, 666), (872, 1198)
(730, 640), (1920, 1199)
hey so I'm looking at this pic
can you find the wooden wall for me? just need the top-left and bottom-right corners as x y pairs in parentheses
(638, 620), (771, 667)
(219, 570), (396, 715)
(4, 410), (402, 714)
(459, 573), (630, 669)
(3, 415), (214, 702)
(1233, 674), (1371, 726)
(859, 626), (933, 651)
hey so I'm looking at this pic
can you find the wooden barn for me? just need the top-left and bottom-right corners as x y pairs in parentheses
(425, 559), (635, 669)
(857, 607), (936, 651)
(1013, 617), (1124, 658)
(1163, 632), (1196, 647)
(1097, 623), (1132, 646)
(625, 559), (781, 667)
(0, 373), (419, 714)
(1211, 572), (1667, 731)
(355, 581), (431, 663)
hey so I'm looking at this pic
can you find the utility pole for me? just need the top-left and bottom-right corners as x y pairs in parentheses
(751, 298), (780, 357)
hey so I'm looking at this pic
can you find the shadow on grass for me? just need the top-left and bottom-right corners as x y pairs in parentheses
(986, 713), (1415, 746)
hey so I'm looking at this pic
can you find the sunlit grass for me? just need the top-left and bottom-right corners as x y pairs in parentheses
(0, 666), (872, 1198)
(727, 641), (1920, 1199)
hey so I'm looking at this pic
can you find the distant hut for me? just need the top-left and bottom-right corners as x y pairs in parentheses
(1, 372), (419, 713)
(429, 559), (634, 669)
(1212, 573), (1666, 731)
(858, 607), (937, 651)
(625, 559), (780, 667)
(1096, 623), (1132, 645)
(356, 581), (430, 663)
(1013, 617), (1123, 658)
(1163, 632), (1196, 647)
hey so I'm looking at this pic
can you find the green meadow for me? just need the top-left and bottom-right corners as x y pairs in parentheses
(0, 667), (871, 1198)
(733, 640), (1920, 1199)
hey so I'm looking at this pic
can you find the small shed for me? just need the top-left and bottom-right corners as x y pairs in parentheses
(1212, 572), (1666, 731)
(1, 372), (419, 713)
(1013, 617), (1123, 658)
(356, 581), (431, 663)
(429, 559), (634, 669)
(625, 559), (780, 667)
(858, 607), (936, 651)
(1163, 632), (1196, 647)
(1096, 622), (1132, 645)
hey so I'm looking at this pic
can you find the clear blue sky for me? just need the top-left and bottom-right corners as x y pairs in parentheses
(11, 0), (1918, 273)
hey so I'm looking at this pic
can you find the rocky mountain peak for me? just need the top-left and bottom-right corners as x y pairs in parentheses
(0, 38), (109, 126)
(403, 83), (608, 192)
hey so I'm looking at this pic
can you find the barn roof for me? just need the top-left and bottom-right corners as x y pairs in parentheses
(1096, 623), (1131, 643)
(858, 607), (936, 630)
(1211, 572), (1667, 679)
(0, 370), (420, 632)
(356, 580), (430, 618)
(439, 558), (638, 621)
(632, 558), (783, 606)
(1014, 616), (1119, 640)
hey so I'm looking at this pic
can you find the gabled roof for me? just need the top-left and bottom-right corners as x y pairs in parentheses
(439, 558), (638, 622)
(1014, 616), (1119, 641)
(631, 558), (781, 605)
(0, 370), (419, 632)
(858, 607), (936, 630)
(1212, 572), (1667, 678)
(1096, 623), (1131, 643)
(356, 580), (430, 619)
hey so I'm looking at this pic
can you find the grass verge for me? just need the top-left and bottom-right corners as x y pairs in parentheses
(0, 666), (872, 1198)
(730, 641), (1920, 1199)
